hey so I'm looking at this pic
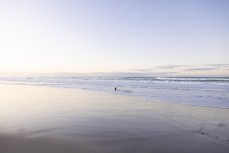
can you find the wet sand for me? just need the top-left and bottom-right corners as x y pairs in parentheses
(0, 84), (229, 153)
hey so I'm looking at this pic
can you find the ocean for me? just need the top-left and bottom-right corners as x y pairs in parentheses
(0, 76), (229, 108)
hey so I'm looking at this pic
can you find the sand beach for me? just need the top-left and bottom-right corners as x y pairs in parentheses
(0, 84), (229, 153)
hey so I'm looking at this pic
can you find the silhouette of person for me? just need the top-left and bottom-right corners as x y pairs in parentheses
(115, 87), (117, 91)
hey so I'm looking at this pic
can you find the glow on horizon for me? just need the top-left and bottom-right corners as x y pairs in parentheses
(0, 0), (229, 76)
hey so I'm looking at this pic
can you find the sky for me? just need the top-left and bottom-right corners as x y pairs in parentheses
(0, 0), (229, 76)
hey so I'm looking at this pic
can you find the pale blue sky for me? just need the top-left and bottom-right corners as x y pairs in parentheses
(0, 0), (228, 76)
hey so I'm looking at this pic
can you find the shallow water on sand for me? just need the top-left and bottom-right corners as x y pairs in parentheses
(0, 84), (229, 153)
(0, 76), (229, 108)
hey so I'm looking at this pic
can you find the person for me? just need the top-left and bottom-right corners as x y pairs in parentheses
(115, 87), (117, 91)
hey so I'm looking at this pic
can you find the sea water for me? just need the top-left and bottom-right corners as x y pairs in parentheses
(0, 76), (229, 108)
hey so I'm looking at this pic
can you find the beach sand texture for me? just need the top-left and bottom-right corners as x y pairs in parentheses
(0, 84), (229, 153)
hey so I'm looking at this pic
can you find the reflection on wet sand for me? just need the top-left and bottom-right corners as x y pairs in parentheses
(0, 84), (229, 153)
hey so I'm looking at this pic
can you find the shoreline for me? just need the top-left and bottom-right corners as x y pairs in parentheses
(1, 83), (229, 109)
(0, 84), (229, 153)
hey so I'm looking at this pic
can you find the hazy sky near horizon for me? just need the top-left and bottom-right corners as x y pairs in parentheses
(0, 0), (229, 76)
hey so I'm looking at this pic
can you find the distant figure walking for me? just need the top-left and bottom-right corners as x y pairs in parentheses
(115, 87), (117, 91)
